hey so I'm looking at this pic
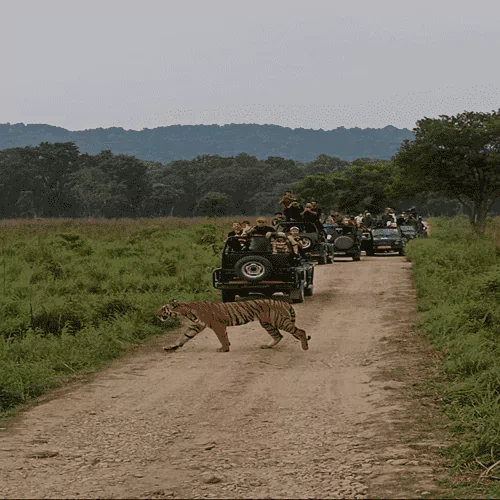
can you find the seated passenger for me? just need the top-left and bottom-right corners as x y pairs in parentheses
(341, 217), (356, 234)
(246, 217), (276, 237)
(271, 232), (292, 254)
(226, 221), (245, 251)
(240, 220), (252, 235)
(271, 212), (285, 226)
(287, 226), (304, 256)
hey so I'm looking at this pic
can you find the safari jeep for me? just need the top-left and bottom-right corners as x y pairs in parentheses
(212, 235), (315, 303)
(274, 221), (333, 264)
(371, 226), (407, 256)
(323, 224), (362, 261)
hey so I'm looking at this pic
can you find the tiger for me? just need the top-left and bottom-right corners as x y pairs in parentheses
(156, 298), (310, 353)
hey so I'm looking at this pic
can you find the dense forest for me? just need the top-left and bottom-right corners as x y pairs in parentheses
(0, 141), (464, 219)
(3, 111), (499, 221)
(0, 123), (414, 163)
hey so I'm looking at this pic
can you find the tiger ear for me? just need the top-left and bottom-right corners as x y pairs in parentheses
(169, 299), (180, 308)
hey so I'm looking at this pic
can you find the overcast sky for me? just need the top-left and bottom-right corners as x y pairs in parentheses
(4, 0), (500, 131)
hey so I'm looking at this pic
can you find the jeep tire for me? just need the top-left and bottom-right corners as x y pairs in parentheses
(235, 255), (273, 282)
(290, 281), (305, 303)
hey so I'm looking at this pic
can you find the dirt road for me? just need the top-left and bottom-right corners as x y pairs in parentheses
(0, 254), (441, 499)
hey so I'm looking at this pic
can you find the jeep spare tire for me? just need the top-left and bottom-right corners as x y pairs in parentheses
(300, 237), (313, 249)
(334, 235), (354, 250)
(235, 255), (273, 282)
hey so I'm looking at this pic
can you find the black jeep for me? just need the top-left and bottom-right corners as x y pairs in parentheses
(274, 221), (333, 265)
(323, 224), (362, 261)
(371, 226), (407, 256)
(212, 235), (315, 303)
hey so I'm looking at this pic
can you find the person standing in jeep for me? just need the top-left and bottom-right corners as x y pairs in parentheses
(279, 190), (297, 212)
(284, 201), (304, 222)
(310, 201), (323, 222)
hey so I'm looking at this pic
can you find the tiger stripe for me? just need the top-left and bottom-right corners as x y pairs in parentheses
(156, 298), (309, 352)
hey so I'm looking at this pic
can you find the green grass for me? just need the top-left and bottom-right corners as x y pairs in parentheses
(407, 216), (500, 497)
(0, 217), (231, 414)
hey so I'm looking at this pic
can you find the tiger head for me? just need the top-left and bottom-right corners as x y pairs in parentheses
(156, 300), (181, 322)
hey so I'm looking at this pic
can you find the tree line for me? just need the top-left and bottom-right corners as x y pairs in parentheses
(0, 123), (414, 163)
(1, 110), (499, 229)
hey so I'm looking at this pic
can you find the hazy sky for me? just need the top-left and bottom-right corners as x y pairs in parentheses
(5, 0), (500, 131)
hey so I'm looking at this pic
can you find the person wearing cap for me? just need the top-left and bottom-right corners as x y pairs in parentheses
(363, 212), (373, 228)
(287, 226), (305, 256)
(271, 232), (292, 254)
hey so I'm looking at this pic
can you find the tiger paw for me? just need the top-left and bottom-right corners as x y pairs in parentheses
(163, 345), (179, 351)
(260, 344), (272, 349)
(216, 347), (230, 352)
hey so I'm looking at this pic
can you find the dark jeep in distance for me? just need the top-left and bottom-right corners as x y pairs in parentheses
(371, 227), (407, 256)
(212, 235), (314, 303)
(323, 224), (362, 261)
(274, 221), (333, 265)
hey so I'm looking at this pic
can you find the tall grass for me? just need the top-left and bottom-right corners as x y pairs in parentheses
(407, 216), (500, 488)
(0, 217), (234, 413)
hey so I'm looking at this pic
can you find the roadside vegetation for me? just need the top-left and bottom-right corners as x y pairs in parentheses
(407, 216), (500, 496)
(0, 217), (229, 415)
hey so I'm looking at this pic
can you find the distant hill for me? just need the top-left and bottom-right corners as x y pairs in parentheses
(0, 123), (414, 163)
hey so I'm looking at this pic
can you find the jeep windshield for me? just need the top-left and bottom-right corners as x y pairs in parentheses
(372, 228), (400, 237)
(400, 225), (417, 232)
(275, 222), (318, 233)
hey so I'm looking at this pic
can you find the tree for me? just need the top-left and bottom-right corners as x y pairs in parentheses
(292, 174), (342, 210)
(195, 192), (231, 217)
(142, 162), (184, 217)
(334, 161), (397, 214)
(0, 142), (80, 217)
(394, 110), (500, 230)
(305, 154), (348, 175)
(68, 165), (112, 217)
(293, 161), (396, 215)
(91, 150), (149, 217)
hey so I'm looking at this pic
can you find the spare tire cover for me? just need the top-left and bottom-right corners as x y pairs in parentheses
(334, 235), (354, 250)
(235, 255), (273, 282)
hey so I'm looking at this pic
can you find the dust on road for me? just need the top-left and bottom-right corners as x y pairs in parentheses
(0, 254), (442, 499)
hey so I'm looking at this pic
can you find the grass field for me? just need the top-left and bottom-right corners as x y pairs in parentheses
(0, 217), (234, 414)
(407, 216), (500, 496)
